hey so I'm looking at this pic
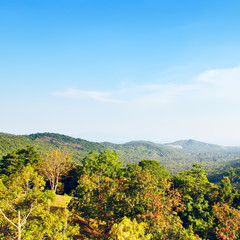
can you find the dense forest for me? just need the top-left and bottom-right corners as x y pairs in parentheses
(0, 144), (240, 239)
(1, 132), (240, 176)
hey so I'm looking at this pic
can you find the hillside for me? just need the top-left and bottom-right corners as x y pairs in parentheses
(165, 139), (228, 152)
(0, 132), (34, 157)
(0, 133), (196, 173)
(0, 132), (104, 162)
(1, 132), (240, 174)
(208, 158), (240, 188)
(28, 132), (104, 153)
(102, 140), (189, 163)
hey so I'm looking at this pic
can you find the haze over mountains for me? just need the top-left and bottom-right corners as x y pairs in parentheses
(1, 132), (238, 156)
(165, 139), (230, 152)
(1, 132), (240, 175)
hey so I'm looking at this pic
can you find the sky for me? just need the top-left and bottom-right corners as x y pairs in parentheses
(1, 0), (240, 146)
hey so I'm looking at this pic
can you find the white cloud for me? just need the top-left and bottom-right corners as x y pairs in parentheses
(132, 65), (240, 106)
(196, 66), (240, 101)
(54, 65), (240, 107)
(53, 89), (124, 103)
(53, 65), (240, 106)
(198, 66), (240, 85)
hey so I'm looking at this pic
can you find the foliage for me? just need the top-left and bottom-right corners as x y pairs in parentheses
(138, 159), (172, 180)
(208, 160), (240, 188)
(70, 152), (202, 239)
(2, 132), (240, 175)
(108, 217), (151, 240)
(1, 141), (240, 239)
(23, 208), (79, 240)
(0, 165), (55, 239)
(0, 146), (40, 179)
(173, 164), (216, 238)
(213, 202), (240, 240)
(69, 150), (122, 227)
(0, 132), (104, 165)
(38, 150), (72, 193)
(218, 177), (236, 204)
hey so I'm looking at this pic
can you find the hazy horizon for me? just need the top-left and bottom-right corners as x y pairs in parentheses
(2, 131), (240, 148)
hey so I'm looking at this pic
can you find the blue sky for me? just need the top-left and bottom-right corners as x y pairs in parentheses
(1, 0), (240, 145)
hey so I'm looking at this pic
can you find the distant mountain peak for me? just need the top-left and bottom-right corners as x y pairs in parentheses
(165, 139), (225, 152)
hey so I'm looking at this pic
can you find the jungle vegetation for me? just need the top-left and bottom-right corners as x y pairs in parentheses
(0, 146), (240, 239)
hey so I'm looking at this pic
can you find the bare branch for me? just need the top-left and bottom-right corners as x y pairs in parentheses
(6, 201), (18, 213)
(0, 208), (18, 229)
(6, 230), (15, 240)
(20, 204), (38, 227)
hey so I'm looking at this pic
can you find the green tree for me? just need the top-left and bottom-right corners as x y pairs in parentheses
(108, 165), (201, 239)
(23, 208), (79, 240)
(0, 165), (55, 240)
(218, 177), (235, 204)
(0, 146), (40, 179)
(174, 164), (216, 239)
(69, 150), (122, 231)
(138, 159), (171, 180)
(108, 217), (151, 240)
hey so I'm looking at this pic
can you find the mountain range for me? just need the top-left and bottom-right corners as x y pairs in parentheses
(1, 132), (240, 174)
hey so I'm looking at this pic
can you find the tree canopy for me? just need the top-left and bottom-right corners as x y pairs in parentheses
(1, 147), (240, 239)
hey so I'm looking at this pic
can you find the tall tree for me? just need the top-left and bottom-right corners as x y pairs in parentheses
(138, 159), (171, 180)
(69, 150), (122, 234)
(218, 177), (235, 204)
(38, 150), (72, 193)
(0, 146), (40, 179)
(0, 165), (55, 240)
(80, 150), (122, 199)
(173, 164), (216, 239)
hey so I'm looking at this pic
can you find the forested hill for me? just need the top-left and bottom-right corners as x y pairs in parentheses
(165, 139), (228, 152)
(208, 159), (240, 188)
(0, 133), (191, 172)
(1, 132), (240, 174)
(101, 140), (189, 164)
(28, 132), (104, 152)
(0, 132), (105, 161)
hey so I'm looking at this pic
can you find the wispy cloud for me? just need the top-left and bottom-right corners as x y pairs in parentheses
(133, 65), (240, 105)
(53, 66), (240, 107)
(53, 83), (195, 105)
(53, 89), (124, 103)
(192, 66), (240, 105)
(198, 66), (240, 85)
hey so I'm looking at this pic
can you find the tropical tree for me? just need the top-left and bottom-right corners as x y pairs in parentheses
(0, 146), (40, 179)
(138, 159), (171, 180)
(213, 202), (240, 240)
(0, 165), (55, 240)
(174, 164), (216, 238)
(24, 208), (79, 240)
(108, 216), (151, 240)
(69, 150), (122, 231)
(38, 150), (72, 193)
(108, 164), (200, 239)
(218, 177), (235, 204)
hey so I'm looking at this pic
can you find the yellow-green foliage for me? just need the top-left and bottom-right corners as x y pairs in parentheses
(109, 217), (152, 240)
